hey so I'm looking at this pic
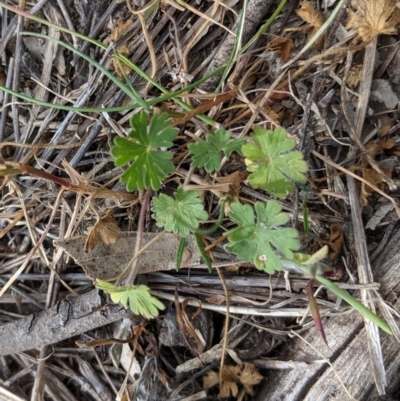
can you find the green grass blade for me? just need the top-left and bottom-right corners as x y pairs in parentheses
(282, 258), (393, 335)
(176, 237), (186, 272)
(21, 32), (149, 109)
(215, 0), (247, 93)
(315, 274), (393, 335)
(0, 1), (228, 126)
(281, 0), (347, 68)
(241, 0), (288, 54)
(194, 233), (212, 273)
(0, 63), (227, 114)
(0, 84), (135, 113)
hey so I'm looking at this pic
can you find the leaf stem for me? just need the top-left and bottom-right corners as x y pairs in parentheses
(196, 200), (225, 235)
(125, 189), (152, 286)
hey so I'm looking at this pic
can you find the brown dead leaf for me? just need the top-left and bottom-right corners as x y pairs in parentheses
(327, 224), (343, 259)
(378, 124), (391, 137)
(378, 137), (396, 149)
(297, 1), (326, 49)
(223, 263), (253, 274)
(361, 141), (393, 205)
(364, 142), (383, 160)
(84, 209), (121, 253)
(362, 168), (385, 193)
(204, 363), (263, 399)
(267, 37), (293, 61)
(205, 294), (226, 305)
(346, 63), (363, 87)
(235, 363), (263, 395)
(110, 19), (134, 77)
(113, 45), (132, 78)
(215, 171), (247, 212)
(55, 232), (200, 280)
(184, 172), (247, 204)
(361, 167), (392, 205)
(110, 19), (133, 42)
(347, 0), (400, 43)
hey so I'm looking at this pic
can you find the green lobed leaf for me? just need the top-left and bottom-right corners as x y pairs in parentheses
(242, 126), (308, 197)
(224, 201), (300, 273)
(151, 187), (208, 238)
(96, 279), (165, 319)
(110, 111), (178, 191)
(188, 129), (246, 172)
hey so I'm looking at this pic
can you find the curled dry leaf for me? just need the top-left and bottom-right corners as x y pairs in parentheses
(110, 19), (133, 77)
(84, 209), (121, 253)
(378, 137), (396, 150)
(205, 294), (226, 305)
(378, 124), (391, 137)
(327, 223), (343, 259)
(361, 167), (391, 205)
(296, 1), (326, 49)
(267, 36), (293, 61)
(347, 0), (400, 42)
(346, 63), (363, 87)
(203, 363), (263, 399)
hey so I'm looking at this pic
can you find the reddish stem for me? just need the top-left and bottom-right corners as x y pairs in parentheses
(18, 164), (71, 188)
(307, 279), (328, 346)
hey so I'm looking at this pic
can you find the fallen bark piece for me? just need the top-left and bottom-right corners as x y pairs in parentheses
(55, 232), (200, 280)
(0, 289), (134, 357)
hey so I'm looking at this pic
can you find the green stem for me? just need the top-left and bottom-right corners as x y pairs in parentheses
(281, 259), (393, 335)
(196, 201), (225, 235)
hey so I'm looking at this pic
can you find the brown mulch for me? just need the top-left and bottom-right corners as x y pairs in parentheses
(1, 1), (400, 400)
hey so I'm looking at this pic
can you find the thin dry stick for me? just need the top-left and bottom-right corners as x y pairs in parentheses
(115, 230), (166, 284)
(311, 150), (400, 218)
(182, 0), (221, 89)
(215, 266), (229, 386)
(348, 37), (387, 395)
(0, 188), (73, 297)
(177, 0), (232, 35)
(31, 207), (68, 401)
(137, 12), (157, 94)
(0, 139), (85, 150)
(290, 330), (357, 401)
